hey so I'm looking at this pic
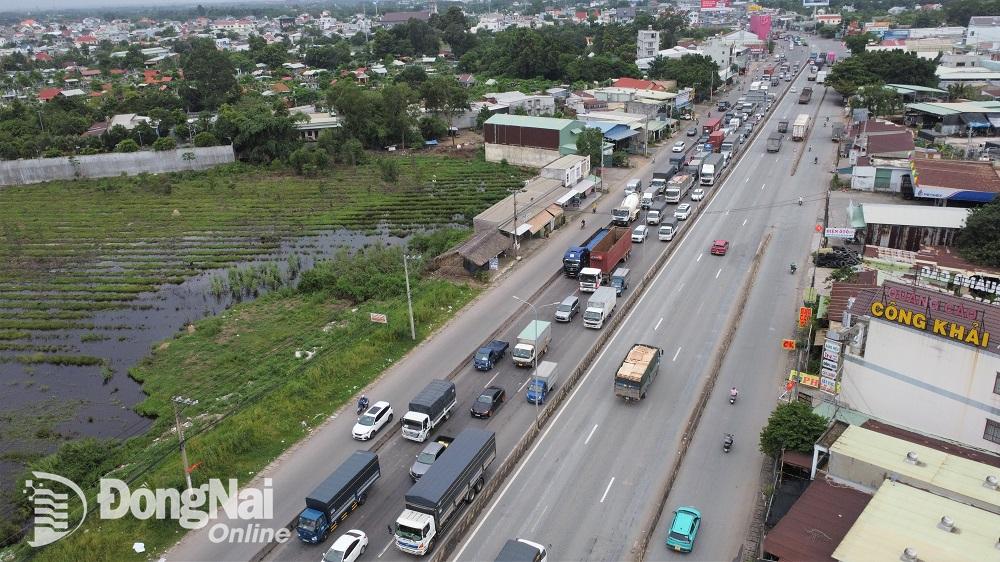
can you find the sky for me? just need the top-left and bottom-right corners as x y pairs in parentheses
(5, 0), (289, 12)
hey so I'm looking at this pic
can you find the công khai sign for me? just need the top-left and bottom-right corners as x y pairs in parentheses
(868, 287), (991, 350)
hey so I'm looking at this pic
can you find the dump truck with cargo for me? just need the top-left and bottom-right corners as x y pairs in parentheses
(473, 340), (508, 371)
(296, 451), (381, 544)
(831, 123), (845, 142)
(583, 286), (616, 330)
(526, 360), (559, 404)
(663, 174), (694, 204)
(402, 380), (457, 442)
(766, 132), (783, 153)
(613, 344), (663, 401)
(512, 320), (552, 368)
(798, 87), (813, 104)
(701, 116), (722, 135)
(562, 227), (609, 277)
(578, 226), (632, 291)
(611, 193), (640, 225)
(777, 119), (789, 133)
(393, 428), (497, 555)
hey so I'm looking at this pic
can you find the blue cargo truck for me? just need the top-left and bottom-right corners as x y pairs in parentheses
(296, 451), (380, 544)
(562, 228), (609, 277)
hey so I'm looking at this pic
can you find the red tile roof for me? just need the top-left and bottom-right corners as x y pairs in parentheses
(763, 479), (872, 562)
(37, 87), (61, 101)
(271, 82), (291, 93)
(34, 52), (52, 62)
(611, 77), (666, 91)
(866, 130), (914, 156)
(827, 270), (878, 321)
(848, 119), (907, 137)
(912, 158), (1000, 193)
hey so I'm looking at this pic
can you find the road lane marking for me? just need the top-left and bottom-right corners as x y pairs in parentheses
(585, 424), (599, 445)
(655, 317), (663, 330)
(761, 183), (766, 190)
(742, 218), (748, 226)
(486, 372), (499, 387)
(600, 477), (616, 503)
(744, 176), (749, 183)
(676, 282), (685, 293)
(696, 254), (702, 262)
(517, 377), (531, 393)
(672, 347), (682, 362)
(529, 504), (550, 533)
(716, 268), (722, 279)
(379, 539), (393, 558)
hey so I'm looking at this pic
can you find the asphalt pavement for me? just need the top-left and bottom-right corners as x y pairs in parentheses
(454, 38), (848, 562)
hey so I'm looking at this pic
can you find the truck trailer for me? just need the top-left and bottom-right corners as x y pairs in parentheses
(512, 320), (552, 368)
(663, 174), (694, 204)
(562, 227), (609, 277)
(296, 451), (381, 544)
(526, 361), (559, 404)
(613, 344), (663, 401)
(798, 87), (813, 104)
(792, 114), (810, 141)
(402, 380), (457, 442)
(578, 226), (632, 291)
(393, 428), (497, 555)
(700, 154), (724, 186)
(766, 132), (783, 153)
(646, 199), (669, 225)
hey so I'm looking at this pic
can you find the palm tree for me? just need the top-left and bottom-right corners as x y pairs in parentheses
(947, 83), (977, 102)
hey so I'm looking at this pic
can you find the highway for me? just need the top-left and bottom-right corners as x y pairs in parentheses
(454, 38), (845, 562)
(165, 59), (735, 562)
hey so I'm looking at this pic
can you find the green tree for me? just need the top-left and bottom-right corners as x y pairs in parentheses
(418, 115), (448, 141)
(576, 127), (605, 168)
(759, 402), (828, 457)
(178, 38), (237, 110)
(304, 42), (350, 71)
(420, 76), (469, 145)
(957, 200), (1000, 267)
(844, 32), (876, 56)
(647, 54), (719, 101)
(288, 145), (329, 176)
(213, 96), (304, 163)
(255, 42), (289, 69)
(850, 85), (903, 118)
(114, 139), (140, 152)
(152, 137), (177, 151)
(827, 51), (938, 97)
(193, 131), (218, 147)
(338, 137), (365, 167)
(122, 45), (145, 70)
(433, 6), (476, 58)
(947, 83), (978, 101)
(396, 65), (428, 88)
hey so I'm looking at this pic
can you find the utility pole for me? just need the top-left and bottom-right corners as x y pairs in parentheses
(403, 254), (418, 340)
(173, 395), (199, 492)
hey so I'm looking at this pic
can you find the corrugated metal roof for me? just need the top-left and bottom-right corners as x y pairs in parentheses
(859, 203), (970, 229)
(886, 83), (947, 94)
(484, 114), (577, 131)
(832, 481), (1000, 562)
(830, 425), (1000, 512)
(764, 479), (871, 562)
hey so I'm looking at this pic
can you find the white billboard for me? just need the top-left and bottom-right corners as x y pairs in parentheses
(802, 0), (830, 6)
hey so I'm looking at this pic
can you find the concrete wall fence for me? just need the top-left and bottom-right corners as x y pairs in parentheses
(0, 146), (236, 187)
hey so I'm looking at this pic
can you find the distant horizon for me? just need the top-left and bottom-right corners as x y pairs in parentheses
(3, 0), (312, 14)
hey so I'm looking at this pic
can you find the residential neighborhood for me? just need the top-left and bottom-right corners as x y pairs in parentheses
(1, 0), (1000, 561)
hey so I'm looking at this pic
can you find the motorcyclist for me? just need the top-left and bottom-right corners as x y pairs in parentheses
(581, 218), (586, 229)
(798, 196), (803, 205)
(357, 395), (369, 413)
(790, 263), (797, 273)
(814, 156), (818, 164)
(730, 387), (739, 399)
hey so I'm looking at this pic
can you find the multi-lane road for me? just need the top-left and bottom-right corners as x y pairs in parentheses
(165, 36), (843, 562)
(455, 38), (846, 562)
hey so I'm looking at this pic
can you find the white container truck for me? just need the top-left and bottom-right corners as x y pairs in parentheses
(583, 287), (616, 329)
(402, 379), (458, 442)
(792, 114), (810, 141)
(512, 320), (552, 367)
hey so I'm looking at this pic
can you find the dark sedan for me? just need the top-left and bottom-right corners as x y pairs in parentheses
(470, 386), (506, 418)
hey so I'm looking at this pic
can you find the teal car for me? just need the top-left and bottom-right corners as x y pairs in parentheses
(666, 506), (701, 553)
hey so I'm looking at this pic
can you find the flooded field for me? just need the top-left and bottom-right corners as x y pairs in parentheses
(0, 158), (528, 500)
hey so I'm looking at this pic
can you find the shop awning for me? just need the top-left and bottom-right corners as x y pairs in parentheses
(525, 210), (554, 234)
(555, 191), (580, 207)
(987, 113), (1000, 128)
(960, 112), (991, 128)
(605, 128), (640, 141)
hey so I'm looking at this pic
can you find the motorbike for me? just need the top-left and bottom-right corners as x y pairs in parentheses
(798, 197), (803, 206)
(729, 393), (737, 405)
(723, 433), (734, 453)
(581, 219), (586, 229)
(790, 263), (797, 274)
(356, 399), (369, 415)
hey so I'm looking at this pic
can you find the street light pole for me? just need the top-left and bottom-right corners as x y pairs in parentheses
(403, 254), (418, 340)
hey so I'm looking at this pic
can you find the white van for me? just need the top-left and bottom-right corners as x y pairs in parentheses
(640, 190), (655, 209)
(658, 219), (678, 241)
(625, 178), (641, 194)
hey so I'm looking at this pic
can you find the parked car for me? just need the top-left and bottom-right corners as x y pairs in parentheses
(686, 127), (698, 136)
(323, 529), (368, 562)
(632, 224), (649, 243)
(666, 507), (702, 553)
(790, 87), (797, 93)
(672, 141), (686, 153)
(674, 203), (692, 220)
(690, 188), (705, 201)
(470, 386), (506, 418)
(710, 240), (729, 256)
(352, 401), (393, 441)
(553, 295), (580, 322)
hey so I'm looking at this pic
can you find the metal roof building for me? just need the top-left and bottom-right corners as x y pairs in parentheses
(832, 480), (1000, 561)
(828, 425), (1000, 514)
